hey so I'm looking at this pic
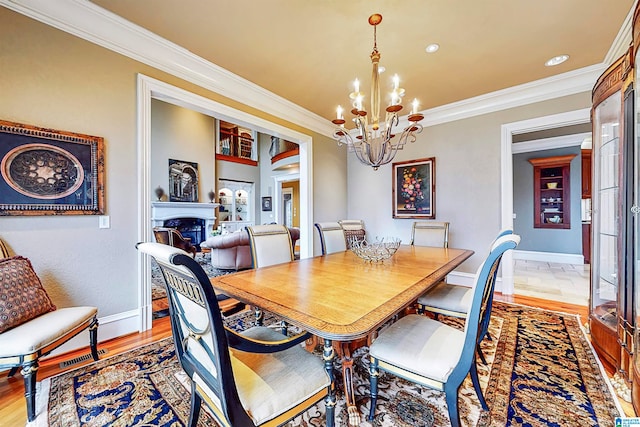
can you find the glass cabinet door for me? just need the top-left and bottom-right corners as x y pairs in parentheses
(218, 188), (233, 222)
(591, 91), (621, 331)
(235, 189), (249, 222)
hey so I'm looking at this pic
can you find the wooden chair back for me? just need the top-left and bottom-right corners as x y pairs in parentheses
(315, 222), (347, 255)
(411, 221), (449, 247)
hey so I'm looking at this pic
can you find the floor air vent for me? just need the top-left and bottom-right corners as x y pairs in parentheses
(59, 348), (108, 369)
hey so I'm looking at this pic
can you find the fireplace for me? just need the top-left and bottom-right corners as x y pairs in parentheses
(163, 218), (205, 250)
(151, 202), (218, 246)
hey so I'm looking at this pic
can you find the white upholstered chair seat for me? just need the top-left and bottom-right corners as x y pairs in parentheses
(369, 314), (464, 383)
(0, 307), (97, 356)
(225, 327), (330, 425)
(417, 282), (473, 317)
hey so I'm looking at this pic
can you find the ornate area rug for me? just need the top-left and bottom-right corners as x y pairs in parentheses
(30, 302), (622, 426)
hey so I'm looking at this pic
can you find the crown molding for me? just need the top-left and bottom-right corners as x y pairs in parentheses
(1, 0), (336, 137)
(1, 0), (627, 136)
(511, 132), (590, 154)
(604, 0), (636, 65)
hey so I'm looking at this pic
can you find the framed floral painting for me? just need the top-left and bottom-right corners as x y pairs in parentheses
(392, 157), (435, 219)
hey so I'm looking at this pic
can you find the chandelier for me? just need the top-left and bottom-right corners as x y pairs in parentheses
(332, 13), (424, 170)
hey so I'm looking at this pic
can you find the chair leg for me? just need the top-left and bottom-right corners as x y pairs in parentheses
(470, 360), (488, 410)
(21, 360), (39, 422)
(476, 343), (487, 365)
(280, 320), (288, 336)
(254, 307), (264, 326)
(89, 317), (100, 361)
(188, 383), (202, 427)
(368, 358), (380, 421)
(444, 383), (461, 427)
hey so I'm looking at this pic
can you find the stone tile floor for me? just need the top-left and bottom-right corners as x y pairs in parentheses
(514, 259), (590, 306)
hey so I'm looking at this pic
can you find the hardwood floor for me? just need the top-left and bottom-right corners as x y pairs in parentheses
(0, 294), (631, 426)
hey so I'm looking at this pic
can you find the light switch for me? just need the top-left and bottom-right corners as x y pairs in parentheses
(99, 216), (110, 229)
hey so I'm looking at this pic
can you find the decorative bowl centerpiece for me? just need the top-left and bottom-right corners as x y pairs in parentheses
(547, 215), (562, 224)
(349, 236), (401, 262)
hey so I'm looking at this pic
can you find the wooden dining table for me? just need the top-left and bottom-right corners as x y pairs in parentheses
(210, 245), (473, 427)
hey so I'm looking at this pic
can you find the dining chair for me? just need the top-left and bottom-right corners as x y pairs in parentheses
(416, 228), (514, 363)
(411, 221), (450, 247)
(315, 222), (347, 255)
(338, 219), (366, 249)
(246, 224), (295, 330)
(246, 224), (295, 268)
(367, 234), (519, 427)
(136, 242), (333, 427)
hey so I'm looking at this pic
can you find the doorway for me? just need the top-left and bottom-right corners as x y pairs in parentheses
(282, 188), (293, 227)
(500, 108), (591, 296)
(137, 74), (313, 332)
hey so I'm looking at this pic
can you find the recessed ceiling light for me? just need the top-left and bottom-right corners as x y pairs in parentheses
(545, 54), (569, 67)
(425, 43), (440, 53)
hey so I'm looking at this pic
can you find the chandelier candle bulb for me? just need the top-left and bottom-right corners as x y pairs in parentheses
(336, 106), (343, 120)
(412, 99), (419, 115)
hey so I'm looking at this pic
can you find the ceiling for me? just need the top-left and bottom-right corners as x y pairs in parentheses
(89, 1), (634, 123)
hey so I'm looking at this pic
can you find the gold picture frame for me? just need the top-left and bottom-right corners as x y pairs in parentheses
(392, 157), (435, 219)
(0, 120), (105, 216)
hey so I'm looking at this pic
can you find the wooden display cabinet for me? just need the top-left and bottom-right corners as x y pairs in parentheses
(590, 49), (630, 392)
(529, 155), (575, 229)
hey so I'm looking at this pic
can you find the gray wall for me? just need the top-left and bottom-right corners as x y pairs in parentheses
(513, 146), (583, 254)
(151, 99), (216, 203)
(0, 8), (347, 326)
(347, 92), (592, 274)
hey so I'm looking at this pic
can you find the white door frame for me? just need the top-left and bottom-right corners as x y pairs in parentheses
(137, 74), (313, 331)
(272, 173), (300, 227)
(500, 107), (591, 294)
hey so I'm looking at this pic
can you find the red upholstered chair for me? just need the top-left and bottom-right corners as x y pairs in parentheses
(153, 227), (197, 257)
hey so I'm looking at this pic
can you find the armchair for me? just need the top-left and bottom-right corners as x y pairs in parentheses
(368, 234), (519, 427)
(136, 242), (333, 427)
(0, 256), (99, 422)
(153, 226), (197, 257)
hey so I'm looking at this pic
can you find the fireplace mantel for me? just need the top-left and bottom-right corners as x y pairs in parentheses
(151, 201), (219, 238)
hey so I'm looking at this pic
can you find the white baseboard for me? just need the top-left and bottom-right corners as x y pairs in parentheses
(447, 270), (507, 294)
(513, 249), (584, 265)
(45, 309), (140, 359)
